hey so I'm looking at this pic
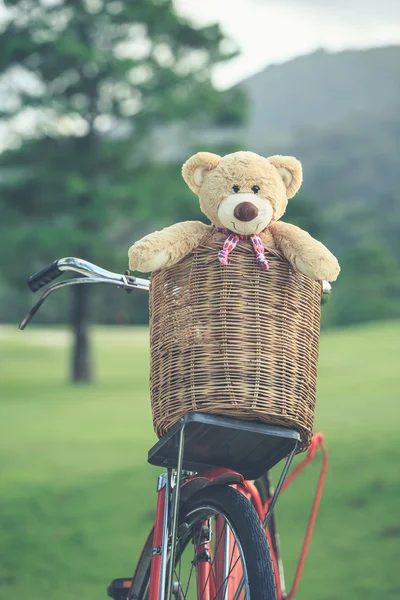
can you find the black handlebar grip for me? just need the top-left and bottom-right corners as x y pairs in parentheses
(28, 260), (63, 292)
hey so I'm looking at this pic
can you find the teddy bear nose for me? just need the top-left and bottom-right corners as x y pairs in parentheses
(234, 201), (259, 222)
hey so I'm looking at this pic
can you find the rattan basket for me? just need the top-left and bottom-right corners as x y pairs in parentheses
(149, 241), (322, 451)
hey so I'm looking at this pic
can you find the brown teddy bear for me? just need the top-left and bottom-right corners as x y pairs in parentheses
(128, 151), (340, 281)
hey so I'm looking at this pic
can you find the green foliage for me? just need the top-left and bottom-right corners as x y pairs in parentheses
(0, 0), (245, 280)
(284, 196), (325, 239)
(0, 0), (246, 364)
(332, 241), (400, 325)
(1, 322), (399, 599)
(285, 113), (400, 327)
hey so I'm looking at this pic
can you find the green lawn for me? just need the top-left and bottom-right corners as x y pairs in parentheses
(0, 322), (399, 600)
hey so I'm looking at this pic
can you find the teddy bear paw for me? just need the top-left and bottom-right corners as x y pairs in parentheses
(294, 256), (340, 282)
(129, 250), (170, 273)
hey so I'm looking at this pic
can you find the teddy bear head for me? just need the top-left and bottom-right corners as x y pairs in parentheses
(182, 150), (303, 235)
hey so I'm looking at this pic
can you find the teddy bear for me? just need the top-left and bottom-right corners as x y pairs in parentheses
(128, 151), (340, 281)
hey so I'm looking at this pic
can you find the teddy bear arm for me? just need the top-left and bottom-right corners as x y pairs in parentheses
(128, 221), (209, 273)
(269, 221), (340, 281)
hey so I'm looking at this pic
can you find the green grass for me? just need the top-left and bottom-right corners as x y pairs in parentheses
(0, 322), (399, 600)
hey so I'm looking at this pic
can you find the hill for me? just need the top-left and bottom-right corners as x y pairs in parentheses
(241, 46), (400, 146)
(236, 46), (400, 325)
(238, 46), (400, 244)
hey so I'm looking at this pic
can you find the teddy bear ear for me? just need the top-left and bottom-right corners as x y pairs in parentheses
(267, 155), (303, 199)
(182, 152), (222, 194)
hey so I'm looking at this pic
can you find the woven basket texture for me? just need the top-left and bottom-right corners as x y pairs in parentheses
(149, 241), (321, 451)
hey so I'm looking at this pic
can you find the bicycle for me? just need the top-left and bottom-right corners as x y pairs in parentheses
(20, 257), (331, 600)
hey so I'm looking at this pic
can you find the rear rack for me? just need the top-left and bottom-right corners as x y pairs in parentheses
(148, 411), (300, 481)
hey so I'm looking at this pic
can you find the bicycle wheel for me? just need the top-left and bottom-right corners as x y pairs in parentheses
(130, 484), (276, 599)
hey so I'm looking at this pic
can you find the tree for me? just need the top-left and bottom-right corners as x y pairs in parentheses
(284, 195), (325, 240)
(332, 240), (400, 326)
(0, 0), (245, 382)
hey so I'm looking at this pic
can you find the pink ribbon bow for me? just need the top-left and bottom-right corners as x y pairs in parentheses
(218, 230), (270, 270)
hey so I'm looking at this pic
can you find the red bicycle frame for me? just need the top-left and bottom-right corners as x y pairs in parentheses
(143, 433), (327, 600)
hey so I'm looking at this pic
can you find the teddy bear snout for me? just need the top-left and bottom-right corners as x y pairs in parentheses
(234, 201), (259, 222)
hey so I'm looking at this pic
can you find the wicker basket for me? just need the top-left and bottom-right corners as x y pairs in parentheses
(149, 241), (322, 451)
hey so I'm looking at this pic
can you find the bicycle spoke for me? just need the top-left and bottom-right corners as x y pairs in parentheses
(232, 575), (245, 600)
(198, 558), (215, 600)
(195, 549), (199, 598)
(227, 538), (238, 582)
(201, 518), (226, 599)
(206, 521), (244, 600)
(211, 555), (241, 600)
(173, 570), (184, 599)
(181, 524), (203, 599)
(164, 505), (250, 600)
(178, 539), (182, 585)
(197, 529), (218, 600)
(196, 521), (217, 600)
(181, 550), (195, 597)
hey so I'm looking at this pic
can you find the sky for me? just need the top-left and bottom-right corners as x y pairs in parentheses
(174, 0), (400, 88)
(1, 0), (399, 151)
(1, 0), (399, 88)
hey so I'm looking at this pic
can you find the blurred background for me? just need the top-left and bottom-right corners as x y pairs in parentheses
(0, 0), (399, 598)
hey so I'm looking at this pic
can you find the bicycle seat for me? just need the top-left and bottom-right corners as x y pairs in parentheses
(148, 412), (300, 479)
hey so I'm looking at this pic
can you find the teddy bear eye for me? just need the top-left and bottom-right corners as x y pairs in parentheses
(252, 185), (260, 194)
(232, 185), (240, 193)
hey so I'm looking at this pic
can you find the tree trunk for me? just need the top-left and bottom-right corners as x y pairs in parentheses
(70, 122), (96, 384)
(71, 282), (92, 383)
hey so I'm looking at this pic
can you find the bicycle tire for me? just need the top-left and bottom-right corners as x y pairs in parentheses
(129, 484), (276, 599)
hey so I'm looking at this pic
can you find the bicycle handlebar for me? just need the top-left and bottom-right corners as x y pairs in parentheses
(20, 257), (331, 330)
(20, 257), (150, 330)
(321, 280), (331, 303)
(28, 260), (64, 292)
(27, 257), (150, 292)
